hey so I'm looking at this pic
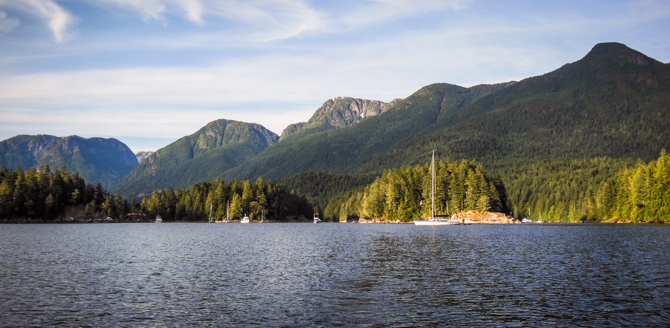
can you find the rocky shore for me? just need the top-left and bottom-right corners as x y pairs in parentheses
(449, 210), (520, 224)
(357, 210), (520, 224)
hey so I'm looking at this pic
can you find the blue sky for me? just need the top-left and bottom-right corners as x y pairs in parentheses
(0, 0), (668, 153)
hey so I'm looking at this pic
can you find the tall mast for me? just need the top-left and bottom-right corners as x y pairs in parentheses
(432, 150), (436, 219)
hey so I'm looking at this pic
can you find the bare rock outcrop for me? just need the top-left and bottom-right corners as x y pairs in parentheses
(451, 210), (520, 224)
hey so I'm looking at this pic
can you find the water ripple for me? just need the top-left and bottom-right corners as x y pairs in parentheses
(0, 223), (669, 326)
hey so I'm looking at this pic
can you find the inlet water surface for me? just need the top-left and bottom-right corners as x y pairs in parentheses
(1, 223), (669, 326)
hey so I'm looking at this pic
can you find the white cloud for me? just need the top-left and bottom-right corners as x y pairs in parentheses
(180, 0), (203, 24)
(206, 0), (323, 40)
(0, 10), (19, 32)
(97, 0), (167, 21)
(14, 0), (74, 41)
(94, 0), (322, 40)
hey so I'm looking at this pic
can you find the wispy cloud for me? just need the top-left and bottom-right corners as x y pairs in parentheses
(0, 0), (74, 41)
(94, 0), (322, 41)
(0, 10), (19, 32)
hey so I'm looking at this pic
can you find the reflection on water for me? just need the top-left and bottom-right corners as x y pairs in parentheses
(1, 223), (669, 326)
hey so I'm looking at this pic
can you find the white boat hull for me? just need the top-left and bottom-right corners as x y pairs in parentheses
(414, 219), (461, 225)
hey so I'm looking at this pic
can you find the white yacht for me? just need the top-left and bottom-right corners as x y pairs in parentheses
(155, 215), (162, 223)
(313, 212), (321, 224)
(414, 150), (461, 226)
(240, 214), (250, 224)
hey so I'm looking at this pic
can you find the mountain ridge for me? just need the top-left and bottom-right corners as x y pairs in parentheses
(114, 119), (279, 196)
(0, 134), (138, 187)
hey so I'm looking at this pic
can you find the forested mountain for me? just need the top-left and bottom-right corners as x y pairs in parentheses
(0, 135), (137, 187)
(3, 42), (668, 223)
(277, 43), (670, 220)
(222, 82), (511, 181)
(377, 42), (670, 167)
(114, 119), (278, 196)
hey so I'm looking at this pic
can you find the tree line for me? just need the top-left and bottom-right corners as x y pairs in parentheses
(324, 158), (510, 222)
(594, 150), (670, 222)
(0, 165), (312, 222)
(140, 177), (313, 222)
(0, 165), (112, 221)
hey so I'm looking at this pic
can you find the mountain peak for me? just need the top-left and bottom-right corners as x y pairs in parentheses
(583, 42), (656, 67)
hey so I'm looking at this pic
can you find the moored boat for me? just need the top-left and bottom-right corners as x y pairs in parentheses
(414, 150), (461, 226)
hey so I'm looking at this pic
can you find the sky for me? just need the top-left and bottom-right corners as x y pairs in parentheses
(0, 0), (668, 153)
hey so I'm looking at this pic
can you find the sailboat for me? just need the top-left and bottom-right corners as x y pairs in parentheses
(226, 201), (230, 223)
(208, 204), (214, 223)
(313, 212), (321, 224)
(414, 150), (461, 226)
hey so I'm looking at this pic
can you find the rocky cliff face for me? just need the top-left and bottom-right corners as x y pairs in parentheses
(281, 97), (388, 139)
(0, 135), (138, 187)
(135, 151), (153, 164)
(310, 97), (388, 128)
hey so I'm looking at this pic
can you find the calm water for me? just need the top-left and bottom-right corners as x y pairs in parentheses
(1, 223), (669, 327)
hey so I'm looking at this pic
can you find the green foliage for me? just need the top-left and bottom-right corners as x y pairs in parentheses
(498, 157), (635, 222)
(0, 165), (110, 221)
(593, 151), (670, 222)
(279, 170), (375, 219)
(221, 83), (509, 182)
(0, 135), (138, 188)
(115, 120), (279, 196)
(325, 157), (509, 222)
(139, 177), (312, 222)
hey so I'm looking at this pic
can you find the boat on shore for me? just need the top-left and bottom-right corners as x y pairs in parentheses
(414, 150), (461, 226)
(522, 218), (532, 223)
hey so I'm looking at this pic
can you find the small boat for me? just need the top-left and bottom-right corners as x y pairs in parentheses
(240, 214), (250, 224)
(521, 218), (532, 223)
(414, 218), (461, 225)
(155, 215), (162, 223)
(414, 150), (461, 226)
(313, 212), (321, 224)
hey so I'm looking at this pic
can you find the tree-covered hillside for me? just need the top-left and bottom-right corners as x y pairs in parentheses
(324, 156), (509, 222)
(222, 82), (511, 181)
(115, 119), (278, 196)
(0, 135), (138, 188)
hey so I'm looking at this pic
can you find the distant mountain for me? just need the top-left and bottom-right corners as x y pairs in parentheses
(221, 82), (511, 181)
(280, 97), (389, 140)
(114, 119), (278, 196)
(135, 151), (153, 164)
(213, 42), (668, 215)
(0, 135), (138, 187)
(373, 42), (670, 167)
